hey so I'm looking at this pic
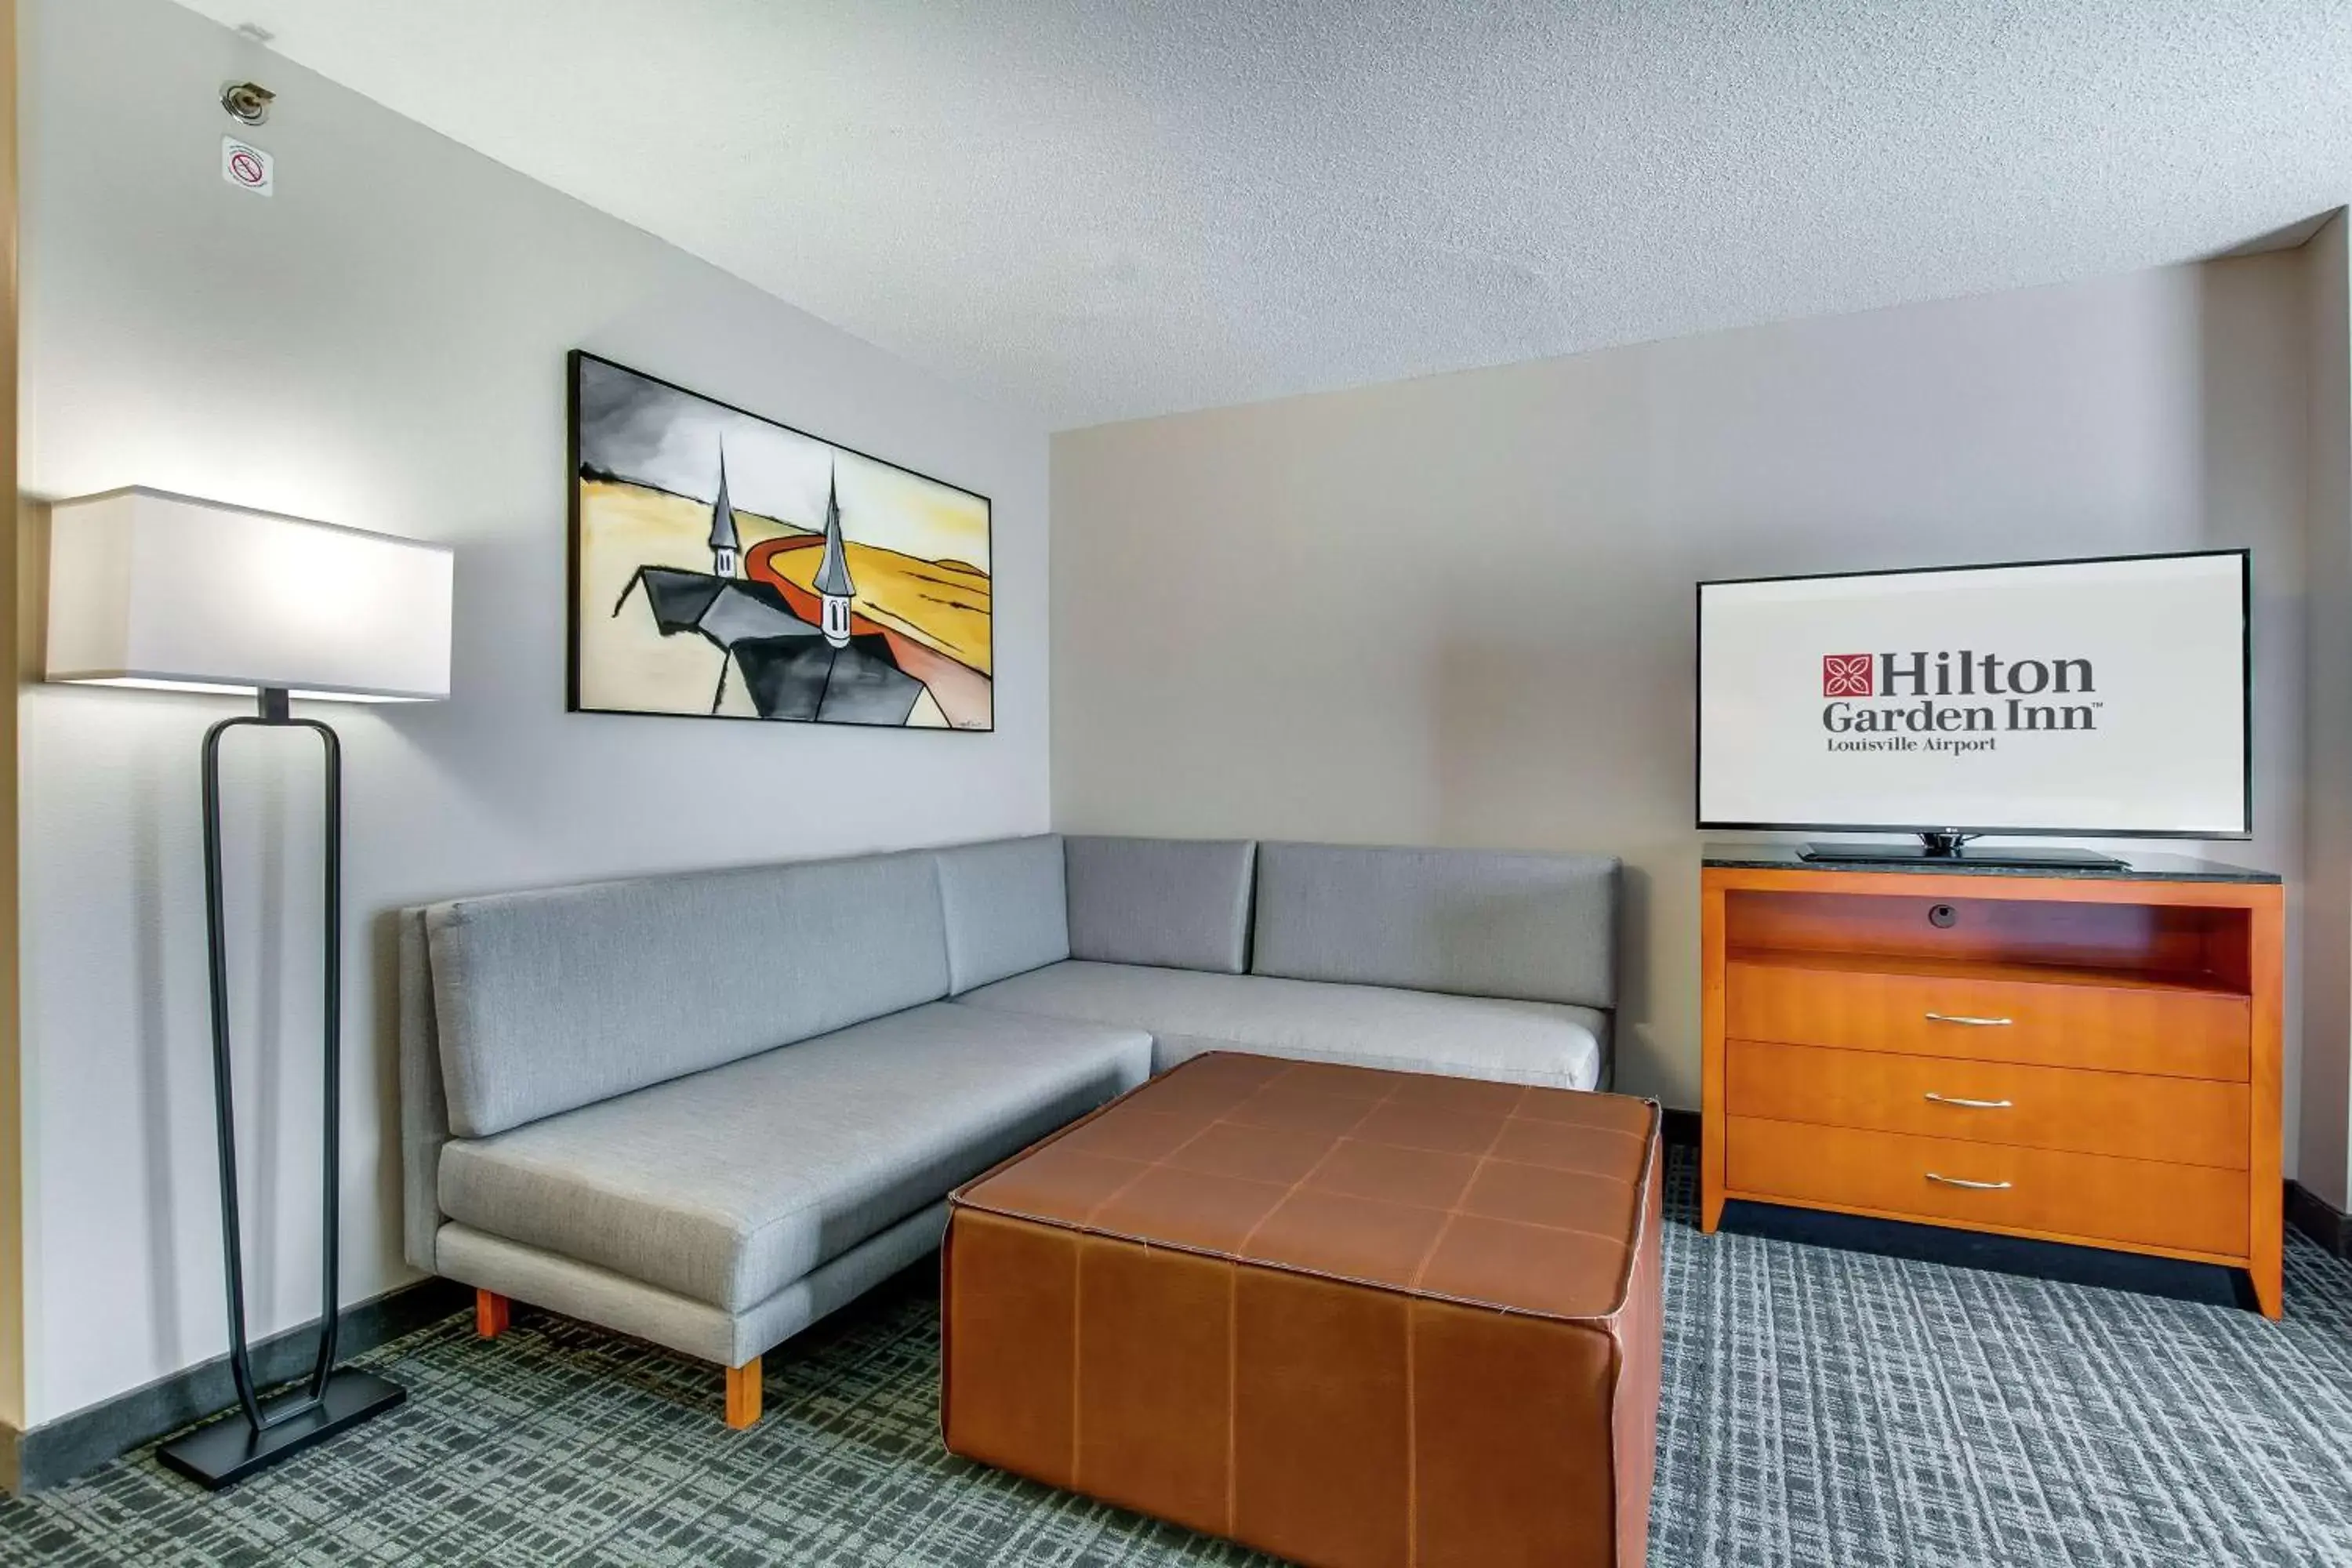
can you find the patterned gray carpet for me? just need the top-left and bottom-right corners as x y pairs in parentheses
(8, 1149), (2352, 1566)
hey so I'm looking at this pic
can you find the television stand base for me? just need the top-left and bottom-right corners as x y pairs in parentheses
(1798, 837), (2125, 870)
(1700, 855), (2284, 1318)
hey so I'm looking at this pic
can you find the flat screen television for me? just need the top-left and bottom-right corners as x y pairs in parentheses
(1695, 550), (2250, 867)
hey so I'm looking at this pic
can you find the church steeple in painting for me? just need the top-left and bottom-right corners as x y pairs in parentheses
(813, 466), (856, 649)
(707, 445), (740, 578)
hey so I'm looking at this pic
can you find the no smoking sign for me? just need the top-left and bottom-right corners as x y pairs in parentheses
(220, 136), (274, 197)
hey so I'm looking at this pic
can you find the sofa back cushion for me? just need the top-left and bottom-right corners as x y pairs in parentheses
(937, 835), (1070, 993)
(1065, 837), (1256, 974)
(426, 850), (949, 1138)
(1251, 842), (1618, 1010)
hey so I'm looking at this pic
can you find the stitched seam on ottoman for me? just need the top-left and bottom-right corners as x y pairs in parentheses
(956, 1065), (1661, 1325)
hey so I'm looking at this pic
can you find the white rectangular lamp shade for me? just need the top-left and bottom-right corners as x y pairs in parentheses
(45, 488), (453, 702)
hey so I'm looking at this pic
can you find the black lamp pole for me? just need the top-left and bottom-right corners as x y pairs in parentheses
(157, 687), (405, 1490)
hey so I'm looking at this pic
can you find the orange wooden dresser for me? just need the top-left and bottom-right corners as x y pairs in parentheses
(1699, 848), (2285, 1317)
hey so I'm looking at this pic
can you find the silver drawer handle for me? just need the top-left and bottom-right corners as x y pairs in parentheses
(1926, 1172), (2013, 1190)
(1924, 1092), (2013, 1109)
(1924, 1012), (2013, 1027)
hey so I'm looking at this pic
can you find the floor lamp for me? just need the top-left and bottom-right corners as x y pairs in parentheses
(44, 488), (454, 1489)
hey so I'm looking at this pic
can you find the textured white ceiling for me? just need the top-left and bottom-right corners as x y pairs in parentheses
(172, 1), (2352, 429)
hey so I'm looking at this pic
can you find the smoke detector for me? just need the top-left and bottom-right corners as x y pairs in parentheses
(220, 81), (274, 127)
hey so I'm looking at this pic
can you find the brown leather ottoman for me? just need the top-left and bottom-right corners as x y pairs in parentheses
(942, 1051), (1663, 1568)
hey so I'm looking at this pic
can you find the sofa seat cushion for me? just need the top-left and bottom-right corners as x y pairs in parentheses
(956, 960), (1606, 1091)
(437, 1002), (1152, 1312)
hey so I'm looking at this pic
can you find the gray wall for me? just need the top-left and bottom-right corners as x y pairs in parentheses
(2303, 215), (2352, 1211)
(16, 0), (1051, 1424)
(1053, 255), (2310, 1131)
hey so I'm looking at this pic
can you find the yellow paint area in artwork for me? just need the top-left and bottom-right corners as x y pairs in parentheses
(838, 452), (992, 577)
(758, 538), (993, 677)
(575, 480), (812, 715)
(581, 477), (811, 575)
(576, 478), (993, 722)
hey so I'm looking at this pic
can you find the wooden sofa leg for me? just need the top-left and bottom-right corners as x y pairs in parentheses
(475, 1288), (511, 1340)
(724, 1357), (763, 1429)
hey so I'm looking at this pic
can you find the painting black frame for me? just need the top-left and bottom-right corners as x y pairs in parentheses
(564, 348), (997, 731)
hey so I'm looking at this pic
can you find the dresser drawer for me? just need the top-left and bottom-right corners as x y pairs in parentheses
(1725, 1116), (2249, 1260)
(1724, 959), (2249, 1080)
(1725, 1040), (2249, 1169)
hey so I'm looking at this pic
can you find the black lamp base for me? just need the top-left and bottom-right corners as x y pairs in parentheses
(156, 1369), (405, 1490)
(170, 695), (389, 1494)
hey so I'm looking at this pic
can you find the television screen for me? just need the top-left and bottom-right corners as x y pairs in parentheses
(1696, 551), (2249, 838)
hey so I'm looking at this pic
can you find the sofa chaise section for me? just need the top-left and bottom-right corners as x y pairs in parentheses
(400, 836), (1145, 1428)
(437, 1001), (1149, 1363)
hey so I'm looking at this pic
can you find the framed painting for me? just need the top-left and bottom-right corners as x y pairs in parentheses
(567, 350), (993, 730)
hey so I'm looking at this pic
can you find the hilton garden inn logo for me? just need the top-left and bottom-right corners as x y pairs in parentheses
(1820, 649), (2100, 751)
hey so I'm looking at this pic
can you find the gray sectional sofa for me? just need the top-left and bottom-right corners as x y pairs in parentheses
(399, 834), (1617, 1425)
